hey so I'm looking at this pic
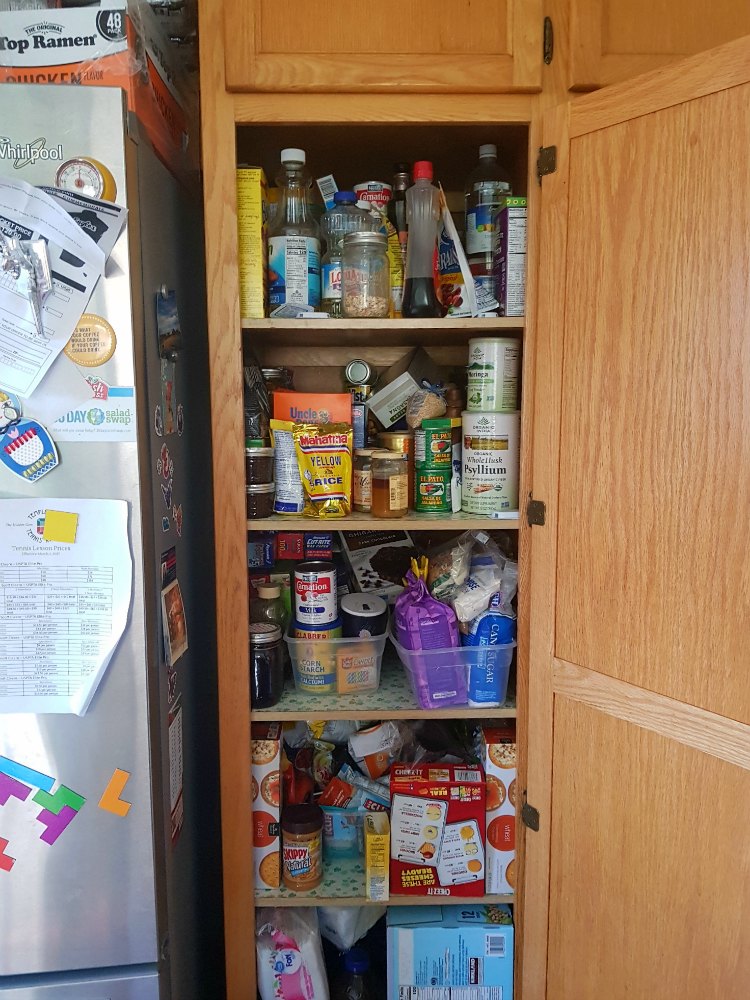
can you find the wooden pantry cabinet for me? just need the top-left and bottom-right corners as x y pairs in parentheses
(198, 0), (750, 994)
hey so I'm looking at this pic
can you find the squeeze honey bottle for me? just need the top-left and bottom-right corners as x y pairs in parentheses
(370, 450), (409, 518)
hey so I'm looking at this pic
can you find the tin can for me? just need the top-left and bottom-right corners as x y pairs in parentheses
(349, 384), (373, 404)
(414, 420), (455, 468)
(294, 560), (338, 625)
(461, 410), (521, 514)
(415, 467), (453, 513)
(466, 337), (521, 412)
(294, 618), (343, 639)
(345, 359), (373, 385)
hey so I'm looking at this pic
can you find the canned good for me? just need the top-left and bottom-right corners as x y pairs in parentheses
(294, 560), (338, 625)
(415, 466), (453, 513)
(461, 410), (521, 514)
(294, 618), (343, 639)
(414, 421), (454, 468)
(345, 359), (373, 385)
(349, 384), (373, 404)
(466, 337), (520, 412)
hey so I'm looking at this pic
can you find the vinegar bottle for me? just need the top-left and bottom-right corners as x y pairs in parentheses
(401, 160), (441, 318)
(267, 148), (321, 310)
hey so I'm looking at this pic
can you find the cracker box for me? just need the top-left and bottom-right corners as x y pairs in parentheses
(273, 391), (352, 425)
(237, 167), (268, 320)
(251, 721), (282, 889)
(481, 722), (517, 894)
(492, 197), (527, 317)
(365, 812), (390, 902)
(387, 904), (514, 998)
(390, 764), (485, 897)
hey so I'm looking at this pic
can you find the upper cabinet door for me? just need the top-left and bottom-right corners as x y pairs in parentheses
(222, 0), (542, 92)
(569, 0), (750, 89)
(523, 37), (750, 1000)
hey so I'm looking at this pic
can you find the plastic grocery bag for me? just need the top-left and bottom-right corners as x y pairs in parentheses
(256, 907), (329, 1000)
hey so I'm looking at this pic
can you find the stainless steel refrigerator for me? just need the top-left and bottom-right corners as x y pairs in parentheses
(0, 85), (222, 999)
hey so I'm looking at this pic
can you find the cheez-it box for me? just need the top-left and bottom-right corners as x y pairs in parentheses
(480, 722), (517, 894)
(390, 763), (485, 897)
(251, 721), (282, 889)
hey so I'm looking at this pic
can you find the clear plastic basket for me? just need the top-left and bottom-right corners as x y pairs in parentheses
(284, 627), (388, 695)
(389, 627), (515, 710)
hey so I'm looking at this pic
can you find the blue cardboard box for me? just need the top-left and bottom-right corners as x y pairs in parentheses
(387, 904), (514, 998)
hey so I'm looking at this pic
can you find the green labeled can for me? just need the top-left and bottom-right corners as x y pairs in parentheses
(414, 467), (453, 513)
(414, 417), (461, 469)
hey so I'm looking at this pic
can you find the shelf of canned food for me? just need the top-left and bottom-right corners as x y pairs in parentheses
(253, 854), (515, 907)
(246, 511), (520, 532)
(250, 646), (517, 721)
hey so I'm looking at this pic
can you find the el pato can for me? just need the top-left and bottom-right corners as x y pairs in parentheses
(293, 560), (338, 625)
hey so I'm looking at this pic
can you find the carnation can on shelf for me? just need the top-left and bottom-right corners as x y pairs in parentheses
(461, 411), (520, 515)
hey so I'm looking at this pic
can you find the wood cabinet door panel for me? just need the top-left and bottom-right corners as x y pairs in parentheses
(223, 0), (542, 92)
(570, 0), (750, 90)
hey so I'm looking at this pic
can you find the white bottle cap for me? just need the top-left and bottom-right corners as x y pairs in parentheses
(479, 143), (497, 158)
(281, 147), (306, 164)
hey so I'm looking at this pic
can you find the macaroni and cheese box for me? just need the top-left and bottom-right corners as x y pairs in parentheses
(273, 391), (352, 425)
(251, 721), (282, 889)
(387, 903), (514, 998)
(390, 763), (485, 897)
(480, 722), (517, 894)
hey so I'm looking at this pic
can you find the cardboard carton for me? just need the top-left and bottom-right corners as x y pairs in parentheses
(251, 721), (282, 889)
(480, 722), (517, 894)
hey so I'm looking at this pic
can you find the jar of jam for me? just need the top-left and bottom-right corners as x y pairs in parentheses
(353, 448), (374, 512)
(249, 622), (284, 709)
(282, 803), (324, 891)
(246, 482), (275, 519)
(370, 450), (409, 519)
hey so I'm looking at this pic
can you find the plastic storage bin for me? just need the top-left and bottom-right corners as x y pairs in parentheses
(284, 627), (388, 695)
(389, 628), (515, 710)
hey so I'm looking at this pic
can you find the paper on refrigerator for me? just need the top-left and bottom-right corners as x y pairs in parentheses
(0, 498), (132, 715)
(0, 177), (105, 398)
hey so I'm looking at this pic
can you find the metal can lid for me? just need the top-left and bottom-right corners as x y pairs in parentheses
(370, 449), (407, 461)
(343, 231), (387, 249)
(345, 359), (373, 385)
(249, 622), (282, 645)
(246, 483), (275, 493)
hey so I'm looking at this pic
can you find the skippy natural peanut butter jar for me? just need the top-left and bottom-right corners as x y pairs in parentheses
(282, 803), (324, 890)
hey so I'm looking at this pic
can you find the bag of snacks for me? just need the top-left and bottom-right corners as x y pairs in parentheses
(293, 422), (353, 518)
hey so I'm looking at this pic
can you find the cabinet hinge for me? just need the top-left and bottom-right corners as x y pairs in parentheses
(543, 17), (554, 64)
(522, 800), (540, 832)
(536, 145), (557, 184)
(526, 497), (546, 526)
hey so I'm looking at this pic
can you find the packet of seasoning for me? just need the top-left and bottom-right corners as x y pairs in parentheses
(293, 422), (353, 518)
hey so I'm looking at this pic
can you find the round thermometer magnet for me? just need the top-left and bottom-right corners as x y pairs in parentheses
(55, 157), (117, 201)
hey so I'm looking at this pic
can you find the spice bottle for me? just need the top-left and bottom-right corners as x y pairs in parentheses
(342, 232), (390, 318)
(249, 622), (284, 709)
(282, 803), (324, 891)
(370, 450), (409, 518)
(353, 449), (374, 512)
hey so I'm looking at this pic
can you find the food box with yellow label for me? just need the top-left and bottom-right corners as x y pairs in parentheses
(480, 722), (517, 894)
(389, 763), (485, 897)
(365, 812), (390, 901)
(251, 721), (282, 889)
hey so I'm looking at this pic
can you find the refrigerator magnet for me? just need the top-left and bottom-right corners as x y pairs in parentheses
(162, 516), (170, 532)
(63, 313), (117, 367)
(154, 404), (163, 437)
(172, 504), (183, 538)
(177, 403), (184, 436)
(1, 419), (59, 482)
(161, 478), (173, 510)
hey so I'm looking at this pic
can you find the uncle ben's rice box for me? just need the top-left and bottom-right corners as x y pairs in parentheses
(390, 763), (485, 897)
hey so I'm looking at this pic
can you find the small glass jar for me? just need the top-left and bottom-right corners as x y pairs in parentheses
(342, 232), (390, 318)
(353, 448), (374, 512)
(249, 622), (284, 709)
(246, 482), (275, 519)
(371, 449), (409, 518)
(245, 446), (274, 485)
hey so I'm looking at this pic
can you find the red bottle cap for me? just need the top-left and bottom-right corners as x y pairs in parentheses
(412, 160), (433, 181)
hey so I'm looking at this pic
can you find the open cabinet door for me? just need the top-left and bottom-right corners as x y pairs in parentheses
(523, 35), (750, 1000)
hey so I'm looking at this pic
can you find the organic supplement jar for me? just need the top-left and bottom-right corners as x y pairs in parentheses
(461, 410), (521, 514)
(249, 622), (284, 709)
(342, 232), (390, 318)
(353, 448), (374, 512)
(246, 482), (275, 519)
(370, 450), (409, 518)
(282, 803), (324, 891)
(466, 337), (520, 412)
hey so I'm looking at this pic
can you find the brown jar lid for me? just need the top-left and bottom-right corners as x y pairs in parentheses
(282, 803), (323, 835)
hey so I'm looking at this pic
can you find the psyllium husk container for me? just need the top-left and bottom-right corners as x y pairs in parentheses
(461, 411), (520, 514)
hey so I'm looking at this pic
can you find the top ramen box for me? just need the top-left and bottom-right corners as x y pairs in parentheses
(273, 391), (352, 425)
(251, 721), (282, 889)
(387, 903), (514, 998)
(390, 763), (486, 897)
(480, 722), (517, 894)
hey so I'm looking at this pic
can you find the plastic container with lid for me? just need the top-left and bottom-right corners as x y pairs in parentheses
(246, 482), (275, 519)
(464, 143), (512, 295)
(250, 583), (288, 630)
(282, 803), (324, 891)
(245, 445), (274, 484)
(342, 231), (390, 318)
(370, 449), (409, 518)
(267, 148), (321, 309)
(377, 430), (414, 507)
(353, 448), (374, 512)
(402, 161), (441, 318)
(340, 593), (388, 638)
(249, 622), (284, 709)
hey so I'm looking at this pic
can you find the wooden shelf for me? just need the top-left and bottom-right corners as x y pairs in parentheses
(248, 510), (520, 532)
(251, 648), (517, 721)
(242, 316), (524, 347)
(255, 856), (515, 908)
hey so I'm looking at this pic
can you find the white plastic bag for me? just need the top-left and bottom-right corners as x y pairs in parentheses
(256, 907), (329, 1000)
(317, 904), (386, 951)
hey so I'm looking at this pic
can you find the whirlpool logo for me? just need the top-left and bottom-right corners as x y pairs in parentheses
(0, 136), (63, 169)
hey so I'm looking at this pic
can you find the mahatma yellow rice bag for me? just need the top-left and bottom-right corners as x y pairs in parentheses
(293, 422), (353, 518)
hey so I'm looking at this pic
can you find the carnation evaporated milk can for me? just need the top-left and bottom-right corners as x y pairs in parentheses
(461, 411), (520, 514)
(293, 561), (338, 625)
(466, 337), (520, 412)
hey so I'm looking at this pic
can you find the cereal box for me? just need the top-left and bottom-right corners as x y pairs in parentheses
(387, 904), (514, 998)
(481, 722), (517, 894)
(390, 763), (485, 897)
(365, 812), (390, 902)
(251, 721), (282, 889)
(237, 167), (268, 320)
